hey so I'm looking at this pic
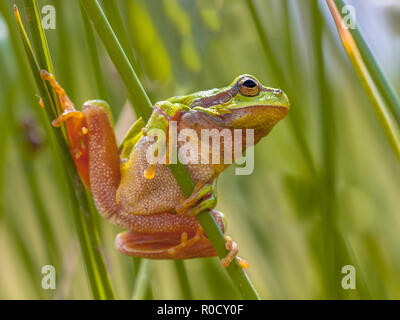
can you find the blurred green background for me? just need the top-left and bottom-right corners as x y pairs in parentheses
(0, 0), (399, 299)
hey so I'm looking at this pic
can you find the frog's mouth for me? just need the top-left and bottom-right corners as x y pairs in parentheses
(202, 104), (288, 135)
(222, 105), (288, 128)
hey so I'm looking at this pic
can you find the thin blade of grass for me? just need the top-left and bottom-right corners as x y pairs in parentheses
(23, 0), (60, 118)
(14, 3), (114, 299)
(24, 0), (115, 299)
(80, 0), (152, 120)
(311, 1), (339, 298)
(327, 0), (400, 162)
(330, 0), (400, 122)
(14, 4), (102, 299)
(79, 2), (109, 101)
(245, 0), (318, 179)
(173, 260), (193, 300)
(100, 0), (139, 74)
(131, 259), (152, 300)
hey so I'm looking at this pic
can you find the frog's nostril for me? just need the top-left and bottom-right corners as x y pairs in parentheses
(274, 89), (283, 94)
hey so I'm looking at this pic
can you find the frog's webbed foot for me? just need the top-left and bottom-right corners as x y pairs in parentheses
(221, 235), (249, 269)
(166, 226), (207, 257)
(175, 180), (217, 217)
(40, 70), (90, 188)
(115, 210), (225, 260)
(39, 70), (84, 126)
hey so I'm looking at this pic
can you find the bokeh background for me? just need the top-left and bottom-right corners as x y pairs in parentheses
(0, 0), (399, 299)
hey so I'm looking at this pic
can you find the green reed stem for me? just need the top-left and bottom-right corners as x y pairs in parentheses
(131, 259), (152, 300)
(245, 0), (318, 179)
(80, 0), (152, 120)
(327, 0), (400, 162)
(79, 2), (109, 101)
(174, 260), (193, 300)
(16, 2), (115, 299)
(331, 0), (400, 122)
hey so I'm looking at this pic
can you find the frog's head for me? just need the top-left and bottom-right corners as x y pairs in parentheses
(170, 74), (290, 139)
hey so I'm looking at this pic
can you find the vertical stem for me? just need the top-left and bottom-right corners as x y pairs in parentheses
(331, 0), (400, 122)
(16, 2), (115, 299)
(132, 259), (152, 300)
(79, 0), (153, 120)
(174, 261), (193, 300)
(245, 0), (318, 178)
(79, 2), (109, 101)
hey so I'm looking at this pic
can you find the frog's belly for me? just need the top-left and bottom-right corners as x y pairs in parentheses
(116, 138), (215, 215)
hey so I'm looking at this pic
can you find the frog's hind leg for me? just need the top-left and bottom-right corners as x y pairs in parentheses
(115, 210), (225, 260)
(81, 102), (121, 218)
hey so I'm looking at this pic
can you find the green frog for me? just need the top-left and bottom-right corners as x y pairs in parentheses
(40, 71), (289, 268)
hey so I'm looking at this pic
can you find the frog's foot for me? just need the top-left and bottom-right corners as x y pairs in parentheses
(40, 70), (90, 187)
(115, 210), (225, 260)
(175, 180), (217, 217)
(221, 235), (249, 269)
(166, 226), (209, 257)
(116, 227), (217, 260)
(40, 70), (84, 127)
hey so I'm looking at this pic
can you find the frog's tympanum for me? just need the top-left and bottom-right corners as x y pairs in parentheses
(41, 71), (289, 268)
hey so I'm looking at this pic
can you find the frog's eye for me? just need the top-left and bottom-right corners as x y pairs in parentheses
(237, 77), (260, 97)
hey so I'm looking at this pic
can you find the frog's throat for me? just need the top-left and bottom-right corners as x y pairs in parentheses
(199, 104), (288, 131)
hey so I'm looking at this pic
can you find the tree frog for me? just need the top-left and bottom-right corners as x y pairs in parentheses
(40, 71), (289, 268)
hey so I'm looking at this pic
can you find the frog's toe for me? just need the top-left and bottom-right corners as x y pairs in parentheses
(175, 180), (217, 216)
(220, 235), (249, 269)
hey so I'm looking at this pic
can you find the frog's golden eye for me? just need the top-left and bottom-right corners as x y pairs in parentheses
(237, 77), (260, 97)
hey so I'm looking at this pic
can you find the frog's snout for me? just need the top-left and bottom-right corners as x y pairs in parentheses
(274, 90), (290, 111)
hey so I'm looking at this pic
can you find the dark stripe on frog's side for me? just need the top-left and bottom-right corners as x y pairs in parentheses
(189, 85), (238, 109)
(189, 76), (282, 109)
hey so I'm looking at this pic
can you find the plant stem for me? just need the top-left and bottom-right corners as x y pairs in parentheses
(174, 261), (193, 300)
(132, 259), (152, 300)
(327, 0), (400, 162)
(79, 2), (109, 101)
(79, 0), (152, 120)
(197, 212), (260, 299)
(15, 2), (115, 299)
(331, 0), (400, 122)
(100, 0), (139, 74)
(245, 0), (318, 179)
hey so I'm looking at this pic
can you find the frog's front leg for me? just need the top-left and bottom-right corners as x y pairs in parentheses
(175, 182), (248, 268)
(175, 180), (217, 216)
